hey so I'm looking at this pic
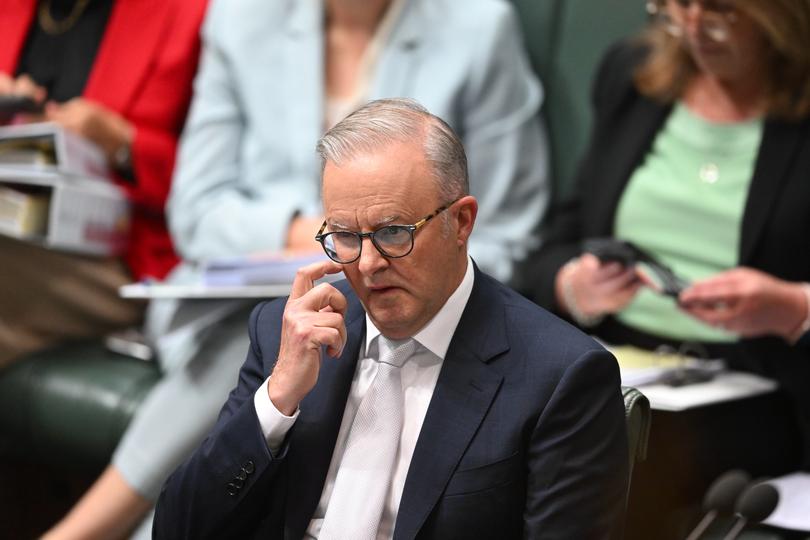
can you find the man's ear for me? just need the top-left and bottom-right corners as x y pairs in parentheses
(454, 195), (478, 246)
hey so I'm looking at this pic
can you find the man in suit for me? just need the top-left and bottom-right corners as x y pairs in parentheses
(154, 98), (629, 539)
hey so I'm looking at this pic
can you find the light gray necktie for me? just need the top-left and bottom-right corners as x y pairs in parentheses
(319, 336), (417, 540)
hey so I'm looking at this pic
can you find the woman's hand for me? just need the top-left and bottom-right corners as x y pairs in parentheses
(0, 73), (47, 122)
(0, 73), (47, 103)
(44, 98), (133, 165)
(679, 267), (808, 341)
(555, 253), (643, 323)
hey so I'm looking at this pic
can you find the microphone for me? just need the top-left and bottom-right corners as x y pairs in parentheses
(722, 482), (780, 540)
(684, 469), (751, 540)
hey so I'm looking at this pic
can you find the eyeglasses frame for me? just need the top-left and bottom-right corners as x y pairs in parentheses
(646, 0), (738, 41)
(314, 198), (461, 264)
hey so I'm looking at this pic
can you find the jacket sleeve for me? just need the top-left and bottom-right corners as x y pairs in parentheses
(523, 348), (630, 539)
(460, 3), (550, 284)
(153, 300), (290, 539)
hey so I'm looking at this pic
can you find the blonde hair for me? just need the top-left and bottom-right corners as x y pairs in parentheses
(635, 0), (810, 120)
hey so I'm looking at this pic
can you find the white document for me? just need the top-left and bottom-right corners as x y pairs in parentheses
(762, 472), (810, 532)
(608, 344), (777, 411)
(203, 252), (330, 285)
(120, 282), (294, 299)
(121, 252), (343, 299)
(636, 371), (777, 411)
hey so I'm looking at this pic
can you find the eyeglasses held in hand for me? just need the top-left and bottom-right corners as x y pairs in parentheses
(315, 199), (460, 264)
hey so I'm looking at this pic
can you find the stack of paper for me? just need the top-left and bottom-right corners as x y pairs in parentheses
(0, 185), (49, 237)
(0, 123), (129, 255)
(0, 121), (109, 178)
(608, 344), (777, 411)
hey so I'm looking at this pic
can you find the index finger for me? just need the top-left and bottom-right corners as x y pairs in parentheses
(290, 259), (344, 299)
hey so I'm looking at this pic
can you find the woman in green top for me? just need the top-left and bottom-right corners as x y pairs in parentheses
(529, 0), (810, 379)
(538, 0), (810, 345)
(525, 0), (810, 535)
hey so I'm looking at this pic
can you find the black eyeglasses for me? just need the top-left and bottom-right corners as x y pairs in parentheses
(314, 199), (459, 264)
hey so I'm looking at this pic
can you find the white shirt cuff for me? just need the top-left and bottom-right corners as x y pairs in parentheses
(253, 377), (299, 454)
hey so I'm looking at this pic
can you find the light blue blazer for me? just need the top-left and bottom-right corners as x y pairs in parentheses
(168, 0), (549, 283)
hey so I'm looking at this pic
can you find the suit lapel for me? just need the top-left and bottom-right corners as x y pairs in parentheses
(370, 0), (424, 100)
(0, 0), (35, 73)
(284, 289), (366, 539)
(282, 0), (324, 182)
(394, 268), (507, 540)
(595, 99), (670, 234)
(83, 0), (174, 112)
(739, 119), (806, 263)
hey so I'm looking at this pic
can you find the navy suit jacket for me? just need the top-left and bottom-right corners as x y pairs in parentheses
(154, 267), (629, 539)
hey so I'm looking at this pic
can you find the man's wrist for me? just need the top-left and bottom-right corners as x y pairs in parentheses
(267, 377), (300, 417)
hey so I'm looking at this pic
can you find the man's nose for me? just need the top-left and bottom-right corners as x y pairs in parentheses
(357, 237), (388, 276)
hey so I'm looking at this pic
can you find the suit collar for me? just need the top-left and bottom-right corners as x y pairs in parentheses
(394, 266), (508, 539)
(363, 255), (475, 360)
(597, 98), (671, 234)
(282, 0), (324, 183)
(82, 0), (175, 112)
(370, 0), (425, 100)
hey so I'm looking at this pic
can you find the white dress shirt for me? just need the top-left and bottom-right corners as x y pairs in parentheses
(253, 257), (474, 539)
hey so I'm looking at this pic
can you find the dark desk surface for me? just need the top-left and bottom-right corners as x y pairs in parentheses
(625, 389), (803, 540)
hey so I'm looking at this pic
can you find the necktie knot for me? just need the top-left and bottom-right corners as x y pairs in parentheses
(377, 336), (417, 368)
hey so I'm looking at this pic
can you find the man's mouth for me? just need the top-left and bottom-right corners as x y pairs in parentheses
(368, 285), (399, 293)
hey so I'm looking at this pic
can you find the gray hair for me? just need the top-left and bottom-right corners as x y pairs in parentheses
(316, 98), (469, 204)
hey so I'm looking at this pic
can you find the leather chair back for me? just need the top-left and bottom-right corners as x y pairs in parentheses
(509, 0), (648, 201)
(622, 386), (651, 487)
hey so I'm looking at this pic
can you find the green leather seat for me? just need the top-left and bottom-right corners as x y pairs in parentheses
(510, 0), (648, 200)
(0, 342), (160, 468)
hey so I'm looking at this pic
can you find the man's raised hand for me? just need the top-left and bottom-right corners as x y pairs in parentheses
(268, 260), (346, 416)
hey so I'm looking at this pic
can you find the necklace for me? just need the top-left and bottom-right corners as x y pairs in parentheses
(698, 162), (720, 184)
(38, 0), (92, 35)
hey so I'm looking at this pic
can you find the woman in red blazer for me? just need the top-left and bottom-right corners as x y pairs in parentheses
(0, 0), (206, 368)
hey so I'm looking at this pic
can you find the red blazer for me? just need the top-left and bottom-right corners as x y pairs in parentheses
(0, 0), (208, 279)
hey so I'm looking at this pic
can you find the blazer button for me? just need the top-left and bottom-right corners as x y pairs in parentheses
(243, 460), (255, 474)
(236, 469), (248, 481)
(226, 482), (239, 496)
(232, 478), (244, 489)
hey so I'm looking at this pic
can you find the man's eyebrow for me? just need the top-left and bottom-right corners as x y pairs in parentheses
(326, 219), (352, 231)
(374, 214), (399, 227)
(327, 214), (401, 231)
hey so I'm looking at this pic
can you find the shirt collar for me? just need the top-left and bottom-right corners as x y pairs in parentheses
(364, 256), (475, 359)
